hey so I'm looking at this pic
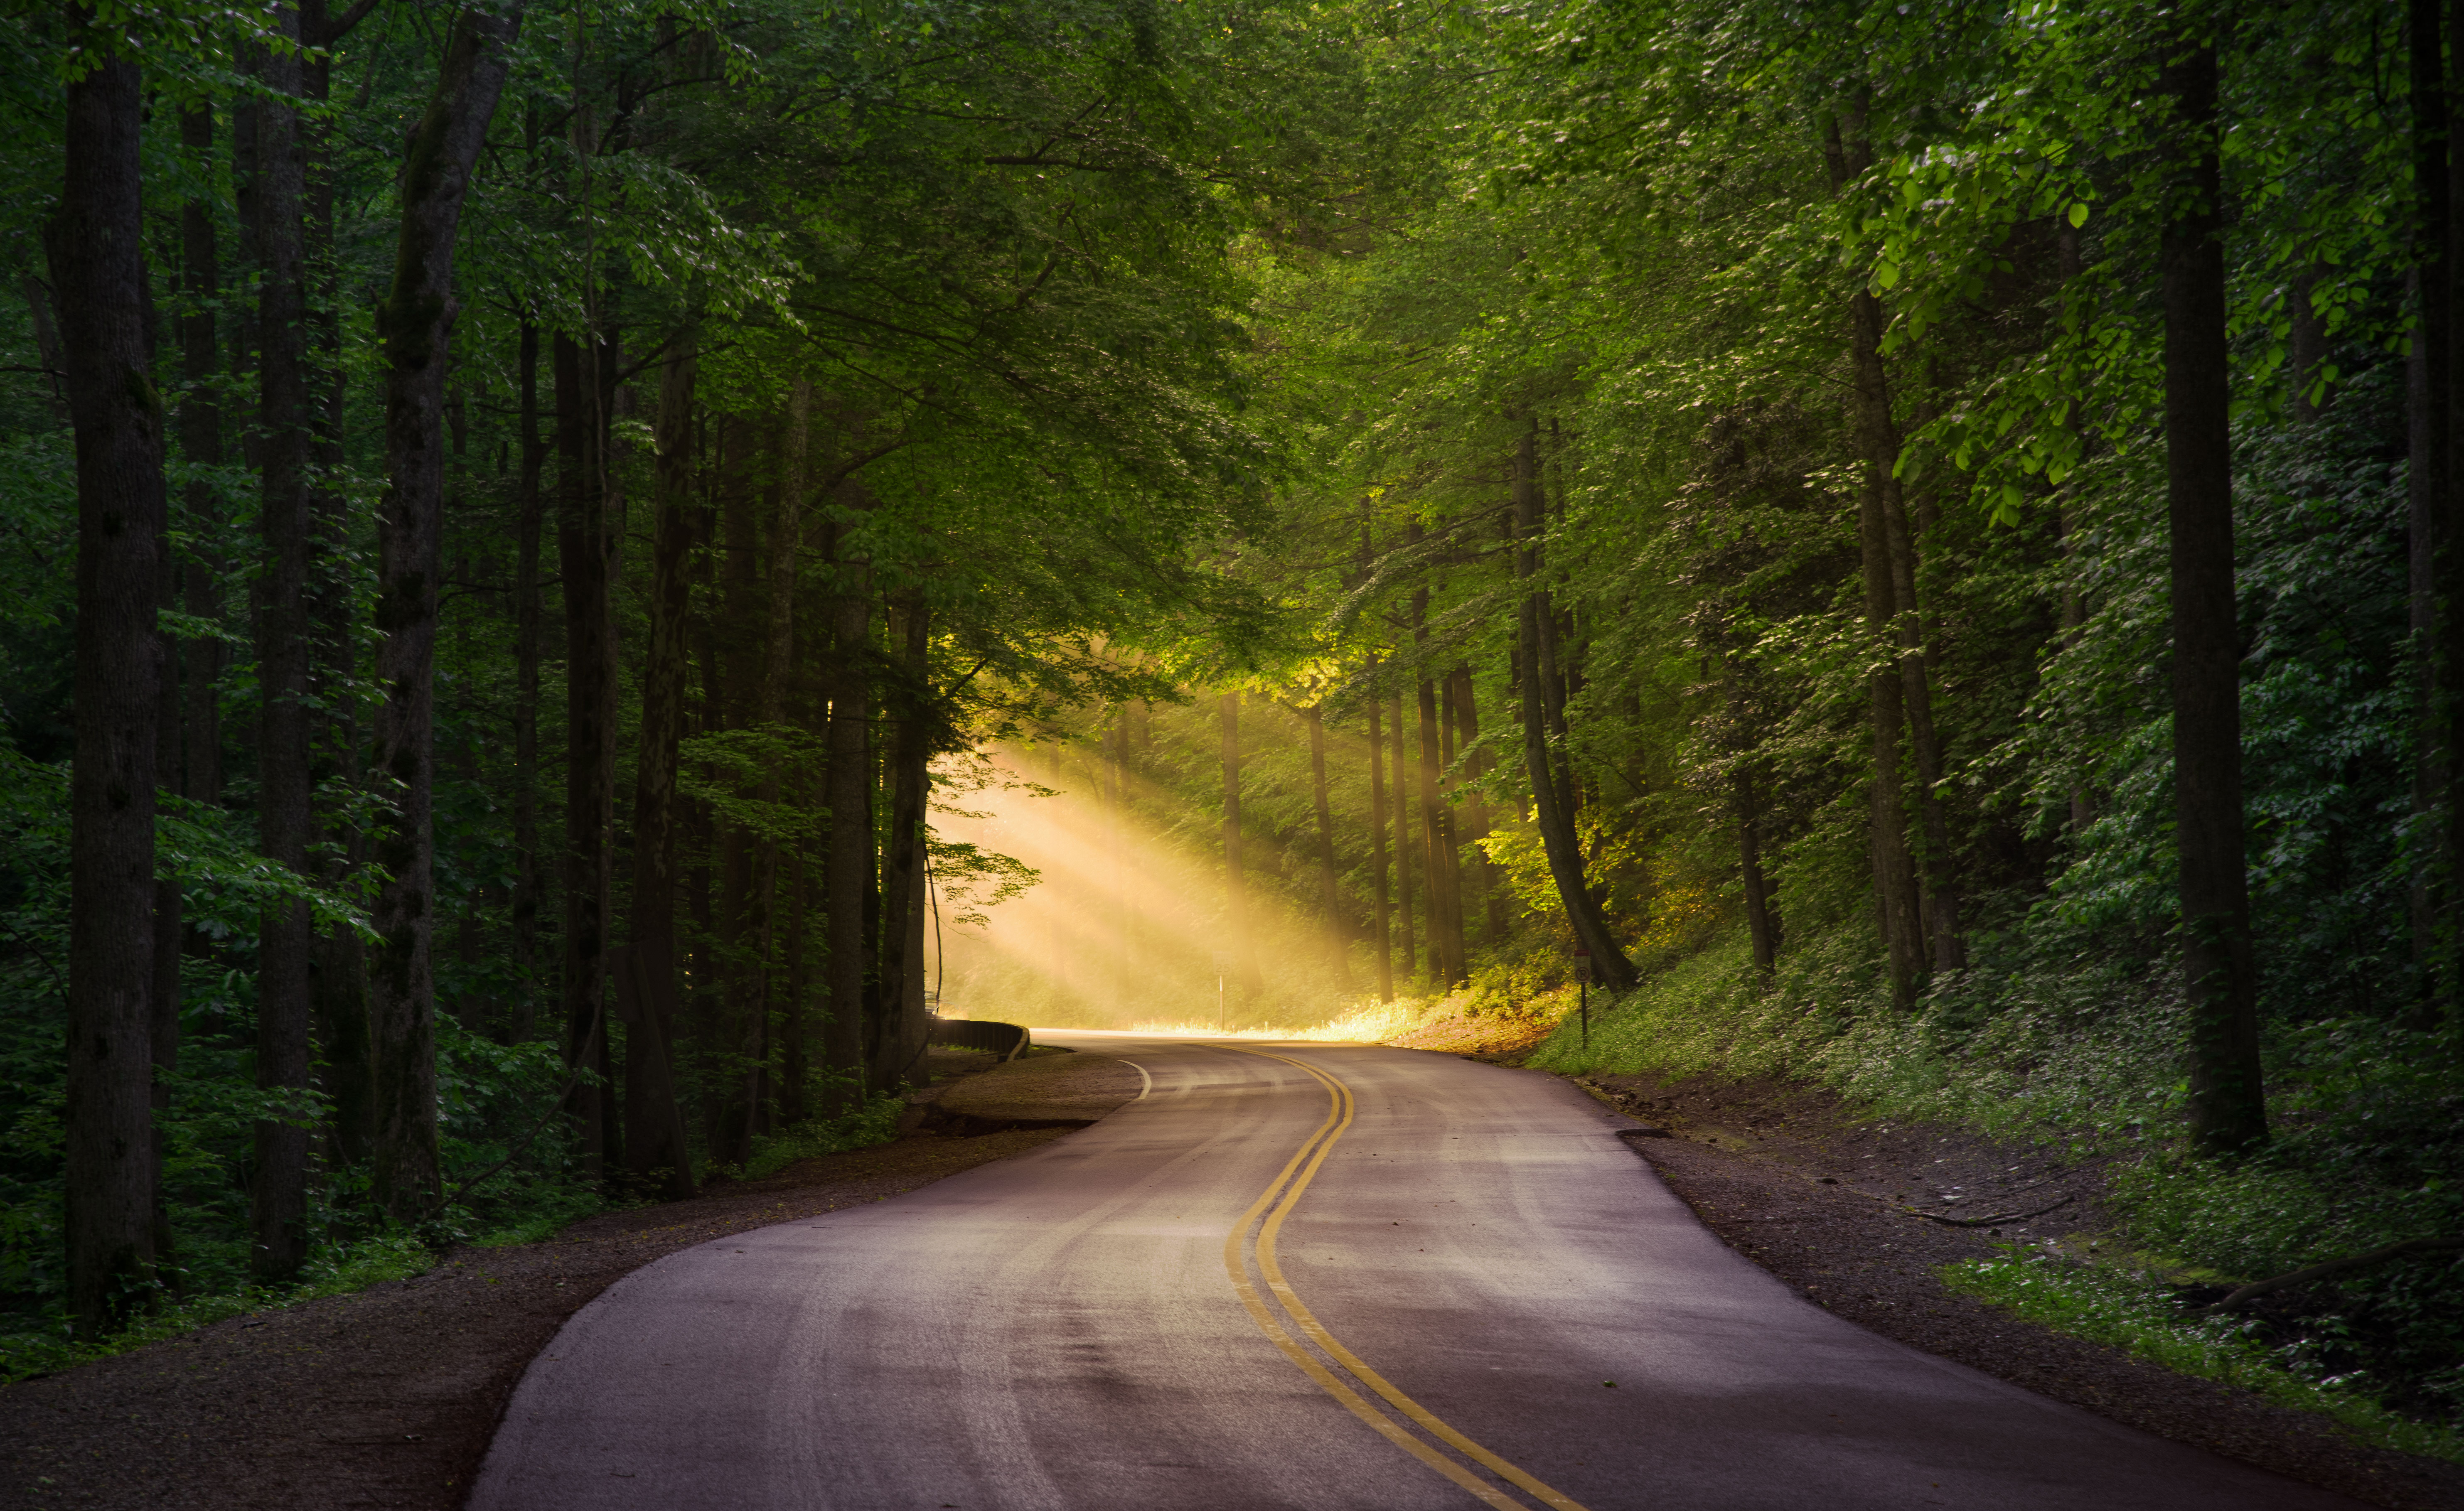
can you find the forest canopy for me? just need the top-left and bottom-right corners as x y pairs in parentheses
(3, 0), (2459, 1437)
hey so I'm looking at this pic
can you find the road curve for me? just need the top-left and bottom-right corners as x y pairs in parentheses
(470, 1035), (2360, 1510)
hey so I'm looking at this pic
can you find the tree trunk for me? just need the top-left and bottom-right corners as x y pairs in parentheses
(249, 13), (315, 1284)
(875, 595), (932, 1090)
(556, 331), (618, 1179)
(1390, 687), (1414, 983)
(54, 35), (165, 1337)
(1367, 686), (1393, 1002)
(1451, 666), (1504, 946)
(1415, 662), (1455, 988)
(713, 420), (762, 1161)
(1513, 421), (1637, 990)
(510, 322), (544, 1042)
(2163, 39), (2266, 1155)
(1736, 767), (1780, 975)
(1220, 692), (1260, 999)
(365, 0), (519, 1221)
(620, 339), (698, 1199)
(1825, 113), (1942, 995)
(177, 106), (223, 808)
(2417, 0), (2456, 1009)
(749, 385), (811, 1119)
(822, 503), (875, 1114)
(1305, 703), (1351, 989)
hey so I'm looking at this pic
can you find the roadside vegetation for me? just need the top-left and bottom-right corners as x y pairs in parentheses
(4, 0), (2457, 1460)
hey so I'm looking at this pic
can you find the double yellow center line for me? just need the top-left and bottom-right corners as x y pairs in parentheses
(1217, 1046), (1592, 1511)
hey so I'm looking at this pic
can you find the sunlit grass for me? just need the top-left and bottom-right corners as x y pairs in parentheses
(1124, 995), (1444, 1043)
(1945, 1249), (2464, 1465)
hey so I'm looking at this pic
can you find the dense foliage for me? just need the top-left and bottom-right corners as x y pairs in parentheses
(1, 0), (2456, 1439)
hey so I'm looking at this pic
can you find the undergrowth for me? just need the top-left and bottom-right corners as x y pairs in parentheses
(1518, 911), (2464, 1443)
(1943, 1248), (2464, 1465)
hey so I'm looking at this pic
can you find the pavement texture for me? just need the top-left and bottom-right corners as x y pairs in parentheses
(468, 1035), (2370, 1511)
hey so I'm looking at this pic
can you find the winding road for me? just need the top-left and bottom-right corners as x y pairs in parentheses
(469, 1034), (2359, 1510)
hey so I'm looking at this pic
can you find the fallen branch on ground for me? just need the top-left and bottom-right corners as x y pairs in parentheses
(2206, 1237), (2464, 1314)
(1902, 1194), (2073, 1228)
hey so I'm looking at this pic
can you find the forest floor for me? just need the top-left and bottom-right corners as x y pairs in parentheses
(0, 1047), (1112, 1511)
(1531, 1061), (2464, 1511)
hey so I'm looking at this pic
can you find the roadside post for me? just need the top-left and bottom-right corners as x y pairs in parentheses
(1573, 947), (1592, 1046)
(1211, 952), (1232, 1032)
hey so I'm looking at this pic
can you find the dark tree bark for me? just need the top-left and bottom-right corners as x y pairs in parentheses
(2445, 0), (2464, 1026)
(621, 339), (698, 1199)
(1512, 422), (1638, 990)
(1366, 682), (1393, 1002)
(1825, 113), (1943, 996)
(2162, 38), (2267, 1156)
(511, 322), (544, 1042)
(748, 386), (810, 1116)
(54, 35), (165, 1337)
(713, 418), (762, 1159)
(1390, 687), (1415, 981)
(1221, 693), (1260, 998)
(822, 499), (875, 1114)
(1304, 703), (1352, 988)
(177, 106), (224, 808)
(875, 594), (932, 1090)
(1736, 767), (1780, 975)
(556, 331), (619, 1179)
(1415, 663), (1457, 987)
(1451, 666), (1505, 946)
(249, 11), (315, 1283)
(366, 0), (521, 1219)
(2412, 0), (2451, 993)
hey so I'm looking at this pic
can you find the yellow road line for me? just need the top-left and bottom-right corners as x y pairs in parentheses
(1220, 1046), (1592, 1511)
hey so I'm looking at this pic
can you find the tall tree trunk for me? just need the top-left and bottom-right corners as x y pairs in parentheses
(556, 331), (617, 1179)
(2057, 224), (2097, 835)
(2415, 0), (2454, 1003)
(250, 13), (315, 1283)
(1367, 687), (1393, 1002)
(366, 0), (519, 1218)
(177, 106), (224, 808)
(1220, 693), (1260, 998)
(54, 34), (165, 1336)
(749, 385), (811, 1120)
(1305, 703), (1351, 988)
(510, 322), (544, 1042)
(2163, 37), (2266, 1155)
(2444, 0), (2464, 1027)
(713, 420), (762, 1160)
(1451, 666), (1504, 946)
(1736, 766), (1780, 975)
(1389, 688), (1414, 983)
(875, 595), (932, 1090)
(1513, 421), (1637, 990)
(822, 500), (875, 1114)
(1414, 661), (1454, 987)
(621, 339), (698, 1199)
(1825, 112), (1946, 993)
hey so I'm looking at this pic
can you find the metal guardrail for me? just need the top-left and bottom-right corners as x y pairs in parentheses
(927, 1016), (1030, 1059)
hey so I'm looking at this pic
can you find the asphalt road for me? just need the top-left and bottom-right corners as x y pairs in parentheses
(469, 1034), (2361, 1510)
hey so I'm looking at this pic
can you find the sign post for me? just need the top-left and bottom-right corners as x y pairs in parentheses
(1572, 946), (1592, 1047)
(1210, 952), (1232, 1033)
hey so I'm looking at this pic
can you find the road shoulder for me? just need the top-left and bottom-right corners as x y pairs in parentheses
(1558, 1064), (2464, 1511)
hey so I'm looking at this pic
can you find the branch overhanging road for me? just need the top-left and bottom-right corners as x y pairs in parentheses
(470, 1036), (2363, 1510)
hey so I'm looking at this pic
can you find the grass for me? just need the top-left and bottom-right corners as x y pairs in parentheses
(0, 1230), (438, 1386)
(1944, 1248), (2464, 1465)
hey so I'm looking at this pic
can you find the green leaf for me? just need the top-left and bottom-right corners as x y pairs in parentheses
(2067, 202), (2090, 228)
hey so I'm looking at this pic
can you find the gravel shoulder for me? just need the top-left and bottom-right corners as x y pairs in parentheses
(1562, 1063), (2464, 1511)
(0, 1049), (1129, 1511)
